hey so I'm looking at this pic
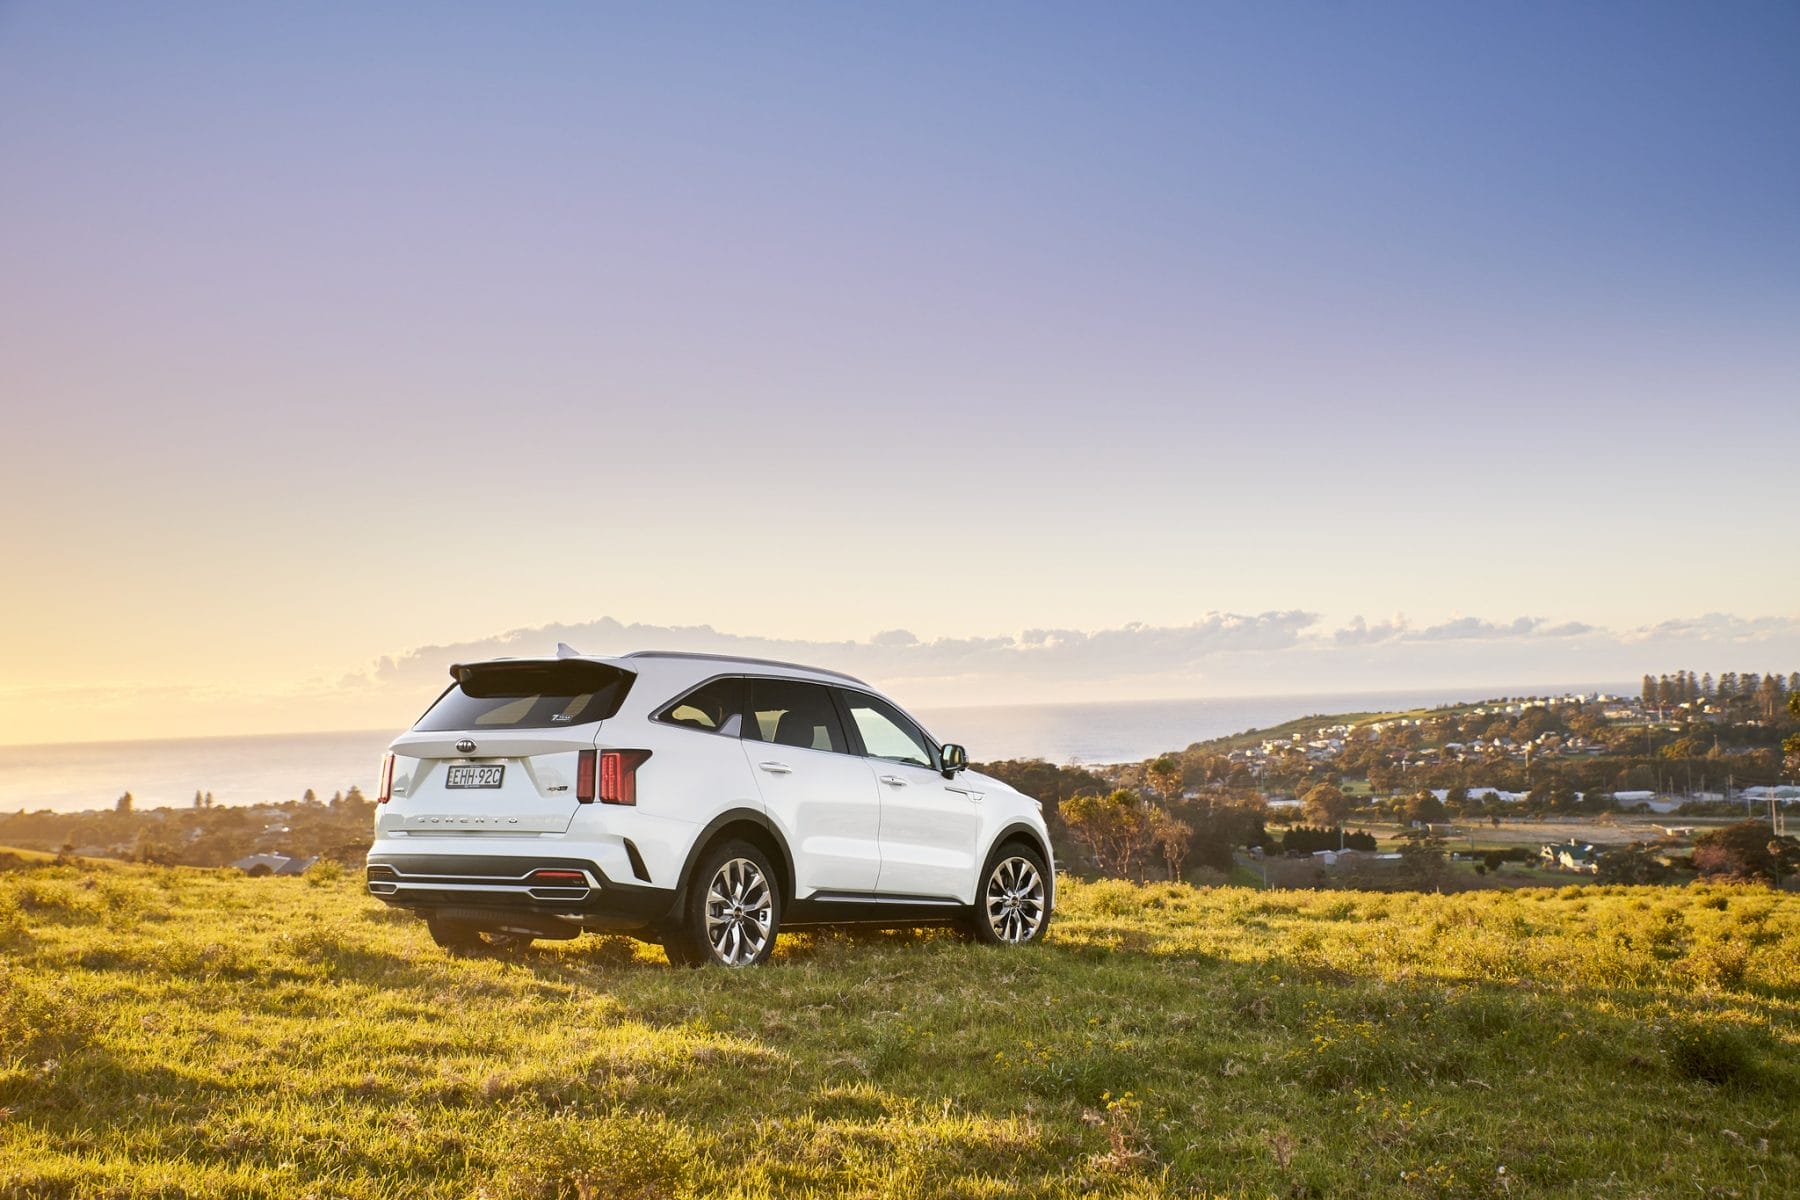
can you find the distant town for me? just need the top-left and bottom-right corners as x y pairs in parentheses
(974, 670), (1799, 891)
(2, 670), (1794, 891)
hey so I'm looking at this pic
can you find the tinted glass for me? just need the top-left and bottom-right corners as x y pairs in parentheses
(657, 677), (745, 736)
(842, 691), (936, 768)
(414, 662), (633, 731)
(745, 678), (848, 753)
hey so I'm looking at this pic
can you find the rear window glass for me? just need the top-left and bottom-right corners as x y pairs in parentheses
(414, 662), (634, 731)
(655, 677), (745, 736)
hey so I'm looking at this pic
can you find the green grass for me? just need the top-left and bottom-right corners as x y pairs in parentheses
(3, 861), (1797, 1198)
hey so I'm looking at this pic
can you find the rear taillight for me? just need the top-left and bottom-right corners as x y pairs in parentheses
(575, 749), (597, 803)
(377, 753), (395, 804)
(598, 749), (652, 805)
(530, 869), (586, 882)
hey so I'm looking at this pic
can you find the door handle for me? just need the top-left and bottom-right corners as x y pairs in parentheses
(758, 761), (793, 775)
(878, 774), (908, 787)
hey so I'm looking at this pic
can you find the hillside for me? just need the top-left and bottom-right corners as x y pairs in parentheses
(2, 861), (1796, 1198)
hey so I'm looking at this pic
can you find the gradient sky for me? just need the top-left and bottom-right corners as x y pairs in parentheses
(2, 3), (1797, 743)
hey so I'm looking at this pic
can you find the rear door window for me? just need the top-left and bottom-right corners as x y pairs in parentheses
(744, 678), (849, 753)
(414, 662), (634, 731)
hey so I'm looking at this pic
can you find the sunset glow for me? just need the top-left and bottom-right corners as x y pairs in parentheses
(2, 3), (1795, 745)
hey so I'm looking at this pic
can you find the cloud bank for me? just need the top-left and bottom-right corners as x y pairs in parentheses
(9, 611), (1797, 744)
(351, 610), (1800, 709)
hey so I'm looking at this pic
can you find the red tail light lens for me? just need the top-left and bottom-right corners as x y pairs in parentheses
(531, 869), (586, 882)
(377, 753), (395, 804)
(575, 749), (597, 803)
(599, 749), (652, 805)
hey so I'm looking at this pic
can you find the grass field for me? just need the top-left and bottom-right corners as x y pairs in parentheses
(2, 857), (1797, 1199)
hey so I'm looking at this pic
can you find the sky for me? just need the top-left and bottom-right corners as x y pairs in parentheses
(2, 2), (1797, 744)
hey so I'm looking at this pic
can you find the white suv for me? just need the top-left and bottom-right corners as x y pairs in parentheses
(365, 648), (1054, 966)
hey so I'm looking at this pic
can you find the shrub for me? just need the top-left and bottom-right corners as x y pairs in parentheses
(1666, 1024), (1758, 1087)
(304, 859), (345, 886)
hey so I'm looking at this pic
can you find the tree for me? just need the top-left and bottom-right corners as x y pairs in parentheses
(1692, 821), (1800, 885)
(1701, 672), (1715, 699)
(193, 790), (204, 809)
(1757, 673), (1782, 720)
(1642, 674), (1658, 709)
(1062, 789), (1154, 880)
(1595, 842), (1672, 884)
(302, 788), (317, 805)
(1149, 808), (1194, 880)
(1403, 790), (1447, 825)
(1786, 692), (1800, 776)
(116, 791), (133, 814)
(1396, 827), (1448, 889)
(1302, 783), (1352, 828)
(1367, 761), (1396, 793)
(1147, 755), (1184, 804)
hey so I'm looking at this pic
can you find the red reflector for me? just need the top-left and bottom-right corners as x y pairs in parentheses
(599, 749), (651, 805)
(532, 869), (586, 882)
(575, 749), (596, 803)
(377, 752), (395, 804)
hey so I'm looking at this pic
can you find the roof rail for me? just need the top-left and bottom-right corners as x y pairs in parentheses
(621, 649), (868, 686)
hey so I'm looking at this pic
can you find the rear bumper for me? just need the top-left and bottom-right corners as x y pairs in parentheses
(364, 852), (678, 932)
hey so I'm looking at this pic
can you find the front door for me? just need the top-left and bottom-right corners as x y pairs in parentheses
(839, 689), (983, 900)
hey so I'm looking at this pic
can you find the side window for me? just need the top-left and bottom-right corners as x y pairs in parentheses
(745, 678), (848, 754)
(656, 677), (744, 737)
(842, 691), (936, 769)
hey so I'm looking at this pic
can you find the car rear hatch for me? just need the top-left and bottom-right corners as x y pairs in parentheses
(380, 658), (634, 837)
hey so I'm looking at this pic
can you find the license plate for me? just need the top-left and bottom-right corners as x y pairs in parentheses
(445, 764), (504, 789)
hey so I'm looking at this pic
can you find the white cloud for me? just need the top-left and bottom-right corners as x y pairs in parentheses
(346, 610), (1800, 709)
(12, 611), (1795, 743)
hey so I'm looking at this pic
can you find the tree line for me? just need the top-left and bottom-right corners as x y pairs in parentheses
(1642, 669), (1798, 719)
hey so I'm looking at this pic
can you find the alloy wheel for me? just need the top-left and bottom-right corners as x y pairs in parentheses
(984, 855), (1046, 943)
(703, 856), (773, 966)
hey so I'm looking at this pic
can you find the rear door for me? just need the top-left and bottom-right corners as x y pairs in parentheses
(740, 677), (881, 892)
(838, 689), (982, 900)
(379, 660), (632, 838)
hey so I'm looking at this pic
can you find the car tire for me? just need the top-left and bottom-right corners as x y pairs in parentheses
(969, 843), (1051, 946)
(427, 917), (483, 955)
(665, 840), (781, 967)
(427, 917), (533, 956)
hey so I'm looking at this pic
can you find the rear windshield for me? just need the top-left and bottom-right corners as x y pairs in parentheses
(414, 662), (635, 731)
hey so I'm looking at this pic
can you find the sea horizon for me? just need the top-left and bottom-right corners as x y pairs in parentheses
(1, 681), (1634, 814)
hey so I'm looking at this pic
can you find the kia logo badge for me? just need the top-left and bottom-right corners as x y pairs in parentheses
(455, 739), (477, 754)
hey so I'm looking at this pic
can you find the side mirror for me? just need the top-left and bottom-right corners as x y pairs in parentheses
(940, 743), (968, 777)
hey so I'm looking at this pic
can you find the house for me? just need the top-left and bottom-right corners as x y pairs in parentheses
(1540, 840), (1599, 873)
(230, 853), (317, 877)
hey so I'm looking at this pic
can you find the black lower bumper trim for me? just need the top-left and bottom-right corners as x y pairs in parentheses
(365, 853), (677, 929)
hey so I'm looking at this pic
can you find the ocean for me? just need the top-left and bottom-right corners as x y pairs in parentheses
(0, 684), (1626, 814)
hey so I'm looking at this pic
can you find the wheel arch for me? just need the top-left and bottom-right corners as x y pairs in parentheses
(676, 808), (796, 908)
(985, 822), (1056, 910)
